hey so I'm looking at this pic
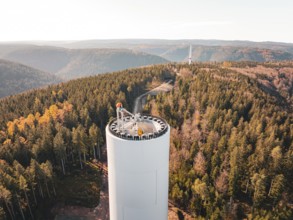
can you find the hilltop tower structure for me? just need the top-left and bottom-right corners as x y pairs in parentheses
(106, 103), (170, 220)
(188, 44), (192, 65)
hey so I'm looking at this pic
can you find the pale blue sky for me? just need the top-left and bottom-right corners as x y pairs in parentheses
(0, 0), (292, 42)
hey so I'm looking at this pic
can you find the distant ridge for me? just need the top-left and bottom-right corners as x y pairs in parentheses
(5, 39), (292, 62)
(0, 45), (169, 80)
(1, 40), (292, 82)
(0, 59), (60, 98)
(53, 39), (293, 53)
(153, 45), (293, 62)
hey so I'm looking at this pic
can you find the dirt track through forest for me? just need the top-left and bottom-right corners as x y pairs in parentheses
(133, 80), (173, 114)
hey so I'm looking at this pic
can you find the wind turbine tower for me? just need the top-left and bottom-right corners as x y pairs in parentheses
(188, 44), (192, 65)
(106, 103), (170, 220)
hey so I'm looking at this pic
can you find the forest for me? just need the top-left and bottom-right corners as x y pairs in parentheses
(0, 62), (292, 219)
(147, 62), (292, 219)
(0, 65), (172, 219)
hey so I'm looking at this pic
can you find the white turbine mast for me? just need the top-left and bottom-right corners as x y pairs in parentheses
(188, 44), (192, 65)
(106, 103), (170, 220)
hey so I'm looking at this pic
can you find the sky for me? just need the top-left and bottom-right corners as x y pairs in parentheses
(0, 0), (292, 43)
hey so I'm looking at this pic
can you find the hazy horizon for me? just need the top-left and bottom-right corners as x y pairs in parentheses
(1, 0), (292, 43)
(1, 38), (293, 44)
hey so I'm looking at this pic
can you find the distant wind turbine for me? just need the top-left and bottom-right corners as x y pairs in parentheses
(188, 45), (192, 65)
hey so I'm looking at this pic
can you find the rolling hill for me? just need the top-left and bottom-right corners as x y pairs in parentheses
(0, 59), (60, 98)
(159, 45), (293, 62)
(46, 39), (293, 62)
(0, 44), (169, 79)
(1, 41), (292, 81)
(0, 62), (291, 219)
(56, 48), (169, 79)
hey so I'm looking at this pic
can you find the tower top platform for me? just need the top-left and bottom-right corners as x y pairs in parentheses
(108, 115), (168, 141)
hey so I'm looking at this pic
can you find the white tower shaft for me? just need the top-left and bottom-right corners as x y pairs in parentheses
(188, 45), (192, 65)
(106, 111), (170, 220)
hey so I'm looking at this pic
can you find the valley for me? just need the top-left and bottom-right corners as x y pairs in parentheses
(1, 39), (293, 99)
(0, 44), (168, 80)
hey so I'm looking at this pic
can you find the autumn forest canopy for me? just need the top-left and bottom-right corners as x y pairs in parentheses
(0, 62), (292, 219)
